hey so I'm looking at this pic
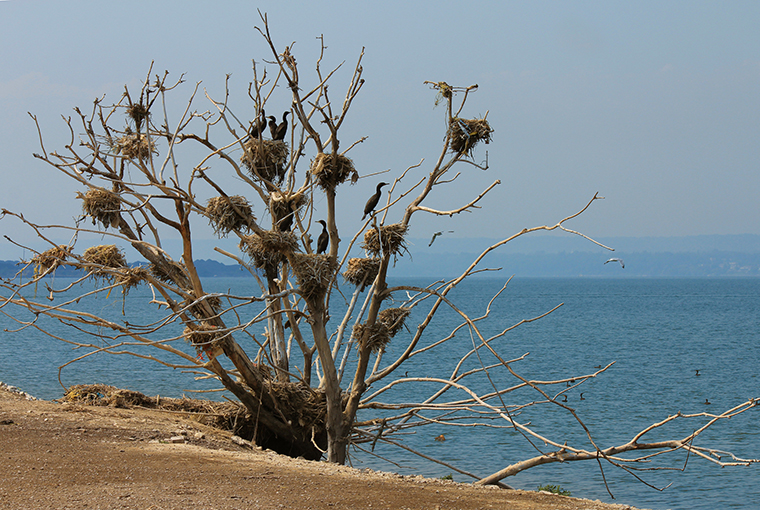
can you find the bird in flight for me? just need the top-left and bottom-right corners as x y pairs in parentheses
(604, 258), (625, 268)
(429, 230), (454, 246)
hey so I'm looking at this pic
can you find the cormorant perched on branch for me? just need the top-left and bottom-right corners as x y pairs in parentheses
(273, 111), (290, 141)
(249, 109), (266, 139)
(316, 220), (329, 254)
(362, 182), (388, 221)
(267, 116), (278, 139)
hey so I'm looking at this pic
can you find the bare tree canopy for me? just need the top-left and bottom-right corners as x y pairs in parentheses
(1, 15), (757, 498)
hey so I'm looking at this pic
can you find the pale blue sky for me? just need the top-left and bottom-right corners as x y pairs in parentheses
(1, 1), (759, 259)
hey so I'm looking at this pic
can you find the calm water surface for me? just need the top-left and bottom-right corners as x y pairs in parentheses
(1, 277), (758, 510)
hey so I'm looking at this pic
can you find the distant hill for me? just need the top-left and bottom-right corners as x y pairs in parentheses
(3, 235), (759, 279)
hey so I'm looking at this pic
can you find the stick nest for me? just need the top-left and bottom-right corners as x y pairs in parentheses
(183, 322), (225, 347)
(362, 223), (408, 257)
(81, 244), (127, 269)
(343, 257), (380, 291)
(115, 132), (157, 160)
(80, 188), (121, 228)
(206, 195), (254, 237)
(62, 384), (249, 432)
(241, 139), (289, 184)
(290, 253), (337, 301)
(269, 191), (305, 231)
(353, 307), (410, 353)
(31, 245), (68, 276)
(268, 382), (327, 429)
(186, 294), (223, 320)
(448, 117), (493, 155)
(310, 152), (358, 191)
(239, 231), (298, 272)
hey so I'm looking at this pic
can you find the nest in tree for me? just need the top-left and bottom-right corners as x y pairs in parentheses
(448, 117), (493, 155)
(269, 191), (305, 231)
(116, 266), (149, 293)
(362, 223), (408, 257)
(149, 260), (188, 285)
(378, 307), (411, 337)
(81, 244), (127, 269)
(80, 188), (121, 228)
(354, 307), (410, 353)
(187, 294), (223, 320)
(31, 245), (68, 276)
(310, 152), (358, 191)
(239, 233), (285, 272)
(62, 384), (248, 431)
(115, 132), (156, 160)
(268, 382), (327, 429)
(206, 195), (254, 237)
(241, 139), (289, 184)
(126, 103), (150, 131)
(183, 322), (225, 348)
(290, 253), (337, 301)
(343, 257), (380, 291)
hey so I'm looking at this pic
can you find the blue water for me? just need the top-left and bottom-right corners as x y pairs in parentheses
(1, 277), (758, 510)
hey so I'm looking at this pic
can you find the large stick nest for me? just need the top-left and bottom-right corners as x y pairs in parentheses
(115, 132), (157, 160)
(80, 188), (121, 228)
(241, 139), (289, 184)
(267, 382), (328, 429)
(269, 191), (305, 231)
(62, 384), (249, 432)
(239, 230), (298, 272)
(448, 117), (493, 155)
(310, 152), (358, 191)
(343, 257), (380, 291)
(362, 223), (409, 257)
(81, 244), (127, 269)
(353, 307), (410, 353)
(206, 195), (254, 237)
(31, 245), (68, 276)
(290, 253), (337, 301)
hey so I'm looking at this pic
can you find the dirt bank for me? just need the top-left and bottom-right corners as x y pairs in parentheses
(0, 384), (645, 509)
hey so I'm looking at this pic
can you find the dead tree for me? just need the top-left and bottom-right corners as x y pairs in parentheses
(1, 16), (756, 491)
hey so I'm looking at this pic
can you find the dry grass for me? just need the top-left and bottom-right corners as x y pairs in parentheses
(448, 117), (493, 155)
(206, 195), (254, 237)
(239, 233), (286, 272)
(82, 244), (127, 269)
(149, 260), (188, 285)
(80, 188), (121, 228)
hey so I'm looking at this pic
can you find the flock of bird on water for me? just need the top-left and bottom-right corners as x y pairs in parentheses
(247, 110), (629, 266)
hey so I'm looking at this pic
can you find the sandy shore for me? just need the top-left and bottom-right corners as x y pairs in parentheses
(0, 384), (646, 509)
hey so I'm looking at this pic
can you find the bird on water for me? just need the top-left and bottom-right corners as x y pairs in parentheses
(316, 220), (329, 254)
(362, 182), (388, 221)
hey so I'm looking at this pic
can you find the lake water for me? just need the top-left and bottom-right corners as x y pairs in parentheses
(1, 276), (758, 510)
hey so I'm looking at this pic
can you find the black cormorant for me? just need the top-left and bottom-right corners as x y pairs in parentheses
(249, 109), (267, 139)
(316, 220), (329, 254)
(277, 212), (294, 232)
(267, 116), (278, 139)
(362, 182), (388, 221)
(273, 111), (290, 141)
